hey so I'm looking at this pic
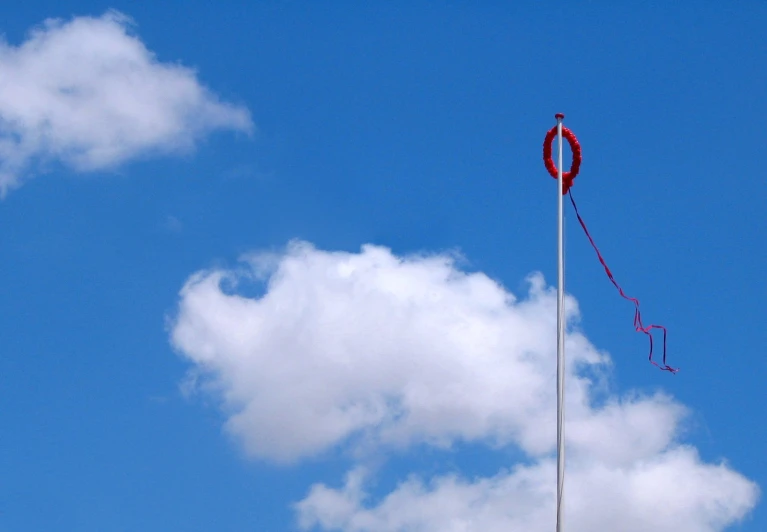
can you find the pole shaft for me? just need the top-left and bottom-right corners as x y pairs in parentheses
(556, 116), (566, 532)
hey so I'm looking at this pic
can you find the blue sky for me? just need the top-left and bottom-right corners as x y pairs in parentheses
(0, 2), (765, 531)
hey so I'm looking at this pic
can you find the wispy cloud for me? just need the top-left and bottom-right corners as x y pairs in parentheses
(162, 215), (183, 234)
(169, 241), (759, 531)
(0, 11), (252, 195)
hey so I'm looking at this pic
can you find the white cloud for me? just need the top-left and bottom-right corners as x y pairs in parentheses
(0, 11), (252, 194)
(297, 452), (758, 532)
(171, 241), (606, 463)
(169, 241), (759, 531)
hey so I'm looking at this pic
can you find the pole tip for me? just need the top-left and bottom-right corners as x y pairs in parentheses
(555, 113), (565, 120)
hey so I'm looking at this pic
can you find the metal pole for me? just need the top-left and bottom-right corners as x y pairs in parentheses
(555, 113), (566, 532)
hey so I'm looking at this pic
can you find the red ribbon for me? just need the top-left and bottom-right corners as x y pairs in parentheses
(568, 191), (678, 373)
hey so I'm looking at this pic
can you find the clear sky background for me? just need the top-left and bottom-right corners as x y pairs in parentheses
(0, 2), (765, 531)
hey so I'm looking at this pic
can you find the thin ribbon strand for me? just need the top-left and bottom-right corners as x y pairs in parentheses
(568, 190), (678, 373)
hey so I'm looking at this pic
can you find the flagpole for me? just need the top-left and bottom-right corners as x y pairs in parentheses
(555, 112), (566, 532)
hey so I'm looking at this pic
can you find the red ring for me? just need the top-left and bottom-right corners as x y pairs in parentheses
(542, 126), (582, 194)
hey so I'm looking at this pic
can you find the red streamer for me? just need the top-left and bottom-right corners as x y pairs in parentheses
(568, 191), (678, 373)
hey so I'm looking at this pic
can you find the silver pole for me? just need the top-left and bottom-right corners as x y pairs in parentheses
(555, 113), (566, 532)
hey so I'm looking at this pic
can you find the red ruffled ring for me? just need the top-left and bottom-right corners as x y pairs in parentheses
(542, 125), (582, 194)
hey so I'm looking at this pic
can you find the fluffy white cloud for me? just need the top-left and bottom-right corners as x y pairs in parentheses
(169, 241), (759, 531)
(171, 241), (606, 463)
(297, 452), (758, 532)
(0, 11), (252, 194)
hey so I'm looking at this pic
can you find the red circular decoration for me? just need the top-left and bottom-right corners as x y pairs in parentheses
(542, 125), (582, 194)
